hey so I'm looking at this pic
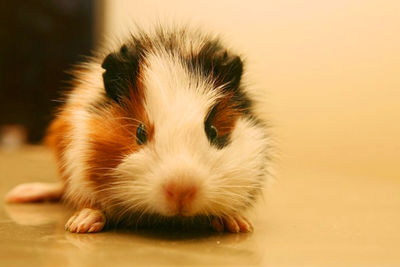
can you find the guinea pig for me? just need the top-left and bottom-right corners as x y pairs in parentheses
(5, 26), (271, 233)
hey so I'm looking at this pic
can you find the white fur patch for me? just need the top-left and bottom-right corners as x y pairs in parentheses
(62, 63), (105, 208)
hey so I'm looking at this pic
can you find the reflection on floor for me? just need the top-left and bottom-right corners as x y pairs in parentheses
(1, 146), (399, 266)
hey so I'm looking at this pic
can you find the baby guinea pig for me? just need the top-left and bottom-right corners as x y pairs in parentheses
(5, 26), (271, 233)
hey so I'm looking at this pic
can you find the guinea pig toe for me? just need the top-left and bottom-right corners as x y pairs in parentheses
(233, 215), (253, 233)
(211, 217), (225, 232)
(223, 216), (240, 233)
(211, 215), (253, 233)
(65, 208), (106, 233)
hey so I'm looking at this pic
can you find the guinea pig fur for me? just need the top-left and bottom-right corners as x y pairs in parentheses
(5, 26), (271, 233)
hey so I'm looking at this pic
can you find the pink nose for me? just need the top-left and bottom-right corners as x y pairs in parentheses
(163, 181), (197, 215)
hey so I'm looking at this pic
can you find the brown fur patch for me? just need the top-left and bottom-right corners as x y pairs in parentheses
(86, 84), (153, 188)
(212, 94), (242, 136)
(45, 112), (71, 182)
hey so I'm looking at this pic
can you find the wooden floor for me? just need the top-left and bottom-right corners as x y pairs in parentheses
(0, 145), (399, 266)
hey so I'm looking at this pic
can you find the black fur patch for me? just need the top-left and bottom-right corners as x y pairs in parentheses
(187, 40), (252, 118)
(189, 40), (243, 92)
(101, 44), (139, 103)
(101, 29), (252, 117)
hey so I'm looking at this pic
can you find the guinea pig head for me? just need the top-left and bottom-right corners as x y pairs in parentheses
(94, 38), (269, 219)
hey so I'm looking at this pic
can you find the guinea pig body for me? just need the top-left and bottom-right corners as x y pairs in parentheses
(6, 26), (271, 233)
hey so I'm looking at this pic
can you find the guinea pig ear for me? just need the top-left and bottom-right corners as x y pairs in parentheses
(214, 51), (243, 91)
(101, 44), (139, 103)
(197, 42), (243, 91)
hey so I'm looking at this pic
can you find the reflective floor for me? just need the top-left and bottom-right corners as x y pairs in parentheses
(1, 145), (399, 266)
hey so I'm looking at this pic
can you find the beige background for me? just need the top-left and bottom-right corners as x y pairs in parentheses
(1, 1), (399, 266)
(102, 0), (400, 178)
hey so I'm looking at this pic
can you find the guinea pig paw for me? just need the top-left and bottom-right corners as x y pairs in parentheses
(65, 208), (106, 233)
(5, 182), (63, 203)
(211, 215), (253, 233)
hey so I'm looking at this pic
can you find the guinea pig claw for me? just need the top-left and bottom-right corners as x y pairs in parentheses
(223, 216), (240, 233)
(65, 208), (106, 233)
(234, 215), (253, 233)
(211, 215), (253, 233)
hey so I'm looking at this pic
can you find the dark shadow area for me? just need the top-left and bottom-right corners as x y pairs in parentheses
(113, 217), (219, 241)
(0, 0), (96, 143)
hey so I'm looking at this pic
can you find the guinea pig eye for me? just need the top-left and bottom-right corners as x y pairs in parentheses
(136, 124), (147, 145)
(205, 124), (218, 142)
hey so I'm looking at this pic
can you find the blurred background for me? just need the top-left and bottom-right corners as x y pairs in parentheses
(0, 0), (102, 145)
(1, 0), (399, 177)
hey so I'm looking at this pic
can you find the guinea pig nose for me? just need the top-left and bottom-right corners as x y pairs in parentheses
(163, 181), (197, 213)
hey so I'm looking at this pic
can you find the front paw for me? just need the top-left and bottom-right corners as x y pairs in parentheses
(65, 208), (106, 233)
(211, 215), (253, 233)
